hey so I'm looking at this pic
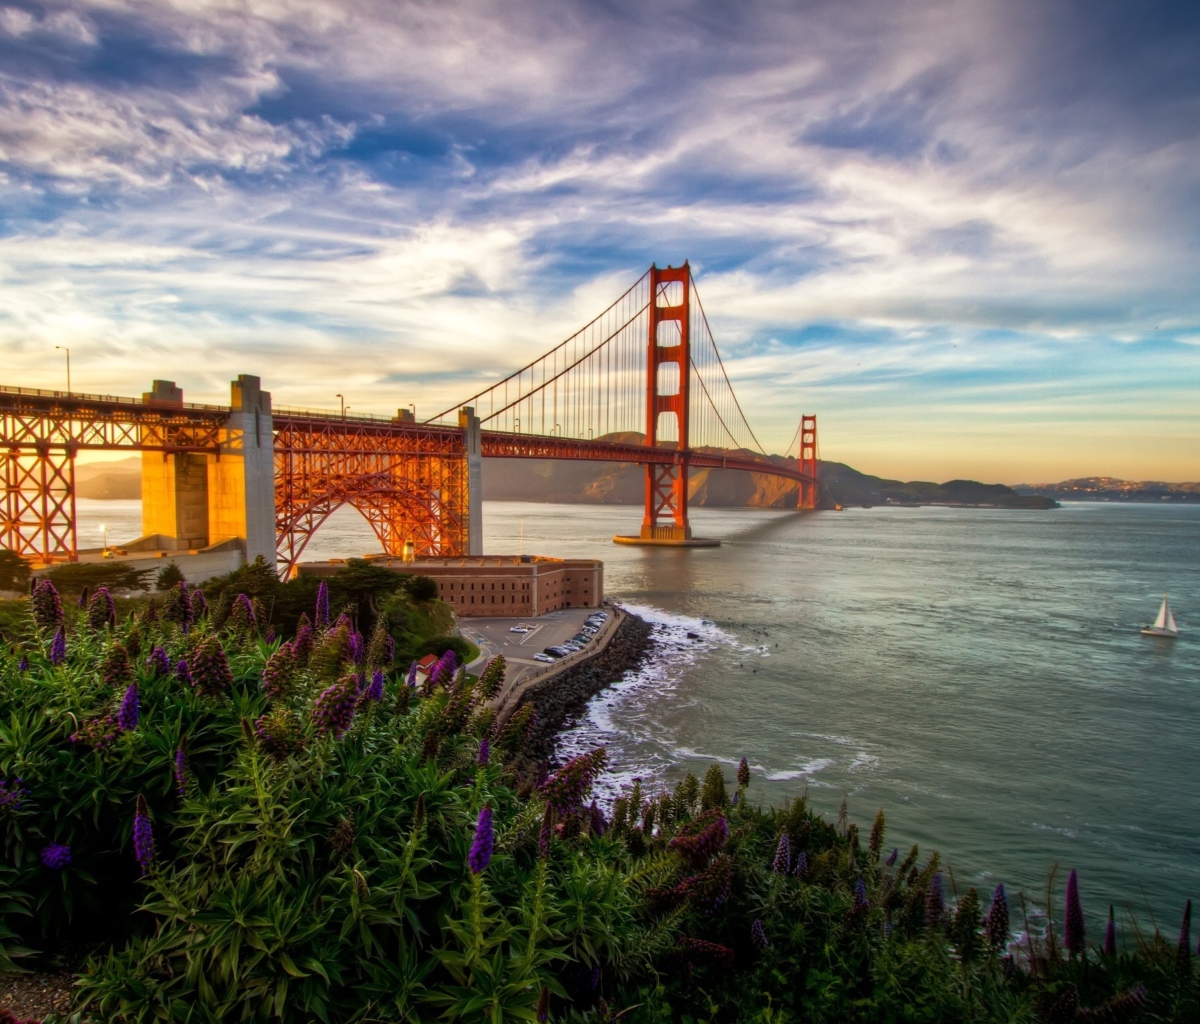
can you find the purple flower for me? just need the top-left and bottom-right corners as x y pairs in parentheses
(174, 745), (190, 797)
(86, 586), (116, 631)
(477, 737), (490, 766)
(117, 683), (139, 732)
(133, 794), (155, 873)
(772, 829), (790, 874)
(984, 883), (1009, 948)
(0, 778), (28, 811)
(468, 805), (494, 874)
(731, 791), (739, 808)
(189, 587), (207, 620)
(1104, 904), (1117, 956)
(18, 655), (28, 672)
(40, 843), (71, 870)
(147, 645), (170, 678)
(292, 623), (313, 663)
(315, 580), (330, 628)
(191, 636), (233, 697)
(348, 631), (364, 665)
(589, 800), (606, 837)
(174, 658), (192, 687)
(406, 660), (418, 687)
(1064, 869), (1085, 957)
(264, 627), (276, 644)
(794, 850), (809, 879)
(163, 582), (191, 629)
(737, 757), (750, 788)
(668, 815), (728, 869)
(363, 668), (384, 703)
(229, 593), (256, 632)
(854, 878), (869, 908)
(77, 585), (88, 608)
(886, 847), (898, 867)
(312, 675), (358, 738)
(31, 579), (64, 632)
(539, 748), (607, 815)
(49, 626), (66, 665)
(751, 918), (769, 950)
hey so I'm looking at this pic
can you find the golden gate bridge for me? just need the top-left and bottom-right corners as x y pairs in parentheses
(1, 263), (819, 575)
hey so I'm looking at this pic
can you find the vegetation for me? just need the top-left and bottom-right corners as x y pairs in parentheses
(154, 562), (186, 592)
(0, 580), (1195, 1023)
(0, 551), (31, 595)
(40, 562), (154, 598)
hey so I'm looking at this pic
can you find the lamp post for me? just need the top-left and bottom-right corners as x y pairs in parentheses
(55, 346), (71, 394)
(99, 523), (108, 557)
(336, 394), (345, 420)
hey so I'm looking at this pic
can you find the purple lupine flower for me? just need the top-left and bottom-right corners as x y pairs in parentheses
(86, 586), (116, 631)
(147, 645), (170, 678)
(540, 748), (608, 815)
(1103, 905), (1117, 956)
(174, 745), (190, 797)
(477, 737), (490, 766)
(363, 668), (384, 704)
(190, 636), (233, 697)
(926, 873), (945, 928)
(1064, 869), (1085, 956)
(40, 843), (72, 870)
(188, 587), (207, 620)
(886, 847), (898, 867)
(794, 850), (809, 879)
(348, 631), (364, 665)
(31, 579), (64, 632)
(772, 829), (790, 874)
(49, 626), (66, 665)
(984, 883), (1009, 948)
(751, 918), (769, 950)
(133, 794), (155, 873)
(589, 800), (606, 836)
(163, 581), (191, 629)
(311, 675), (358, 738)
(468, 805), (494, 874)
(668, 816), (728, 868)
(406, 660), (418, 687)
(731, 792), (739, 808)
(229, 593), (256, 632)
(18, 656), (28, 672)
(0, 777), (28, 811)
(737, 757), (750, 788)
(315, 580), (330, 627)
(117, 683), (139, 732)
(174, 658), (192, 687)
(854, 878), (869, 908)
(264, 626), (276, 644)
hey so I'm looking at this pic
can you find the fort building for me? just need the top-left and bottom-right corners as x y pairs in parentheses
(298, 554), (603, 618)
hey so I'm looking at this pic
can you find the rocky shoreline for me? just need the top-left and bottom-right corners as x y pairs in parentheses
(511, 609), (654, 765)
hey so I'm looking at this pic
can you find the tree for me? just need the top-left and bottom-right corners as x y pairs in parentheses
(0, 549), (31, 592)
(43, 561), (154, 596)
(404, 575), (439, 602)
(155, 561), (186, 591)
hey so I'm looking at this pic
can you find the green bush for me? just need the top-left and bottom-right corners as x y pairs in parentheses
(412, 633), (473, 665)
(154, 562), (186, 591)
(0, 550), (31, 594)
(0, 586), (1193, 1023)
(41, 561), (154, 597)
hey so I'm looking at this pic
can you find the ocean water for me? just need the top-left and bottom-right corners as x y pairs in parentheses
(78, 498), (1200, 933)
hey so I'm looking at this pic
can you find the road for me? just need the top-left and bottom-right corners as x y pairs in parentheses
(458, 606), (609, 686)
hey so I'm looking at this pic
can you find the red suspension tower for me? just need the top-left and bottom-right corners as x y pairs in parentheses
(798, 413), (819, 509)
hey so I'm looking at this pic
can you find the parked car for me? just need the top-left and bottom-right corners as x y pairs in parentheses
(533, 653), (554, 663)
(509, 625), (529, 633)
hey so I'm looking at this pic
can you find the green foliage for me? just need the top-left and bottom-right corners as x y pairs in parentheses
(42, 560), (154, 596)
(403, 575), (439, 602)
(0, 604), (1191, 1023)
(0, 549), (31, 593)
(412, 633), (473, 664)
(154, 561), (186, 591)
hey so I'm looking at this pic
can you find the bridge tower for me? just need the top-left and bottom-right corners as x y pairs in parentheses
(798, 414), (819, 509)
(615, 262), (719, 547)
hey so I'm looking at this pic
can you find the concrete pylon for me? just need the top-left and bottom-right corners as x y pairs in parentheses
(140, 376), (276, 570)
(459, 405), (483, 556)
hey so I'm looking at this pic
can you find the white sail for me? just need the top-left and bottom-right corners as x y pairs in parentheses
(1166, 605), (1178, 634)
(1154, 597), (1169, 630)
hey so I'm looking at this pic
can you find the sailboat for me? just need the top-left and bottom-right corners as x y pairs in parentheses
(1141, 594), (1179, 638)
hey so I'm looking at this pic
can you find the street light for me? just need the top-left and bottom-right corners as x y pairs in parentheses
(55, 346), (70, 394)
(99, 523), (108, 557)
(336, 394), (346, 420)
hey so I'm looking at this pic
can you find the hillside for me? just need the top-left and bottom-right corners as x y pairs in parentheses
(1015, 477), (1200, 503)
(76, 447), (1057, 509)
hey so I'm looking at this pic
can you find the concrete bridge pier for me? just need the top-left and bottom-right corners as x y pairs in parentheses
(459, 405), (483, 556)
(139, 375), (276, 571)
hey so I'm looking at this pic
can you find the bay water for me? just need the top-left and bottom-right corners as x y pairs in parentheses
(78, 498), (1200, 936)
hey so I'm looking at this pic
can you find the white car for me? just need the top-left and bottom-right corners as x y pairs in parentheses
(509, 626), (529, 633)
(533, 653), (554, 663)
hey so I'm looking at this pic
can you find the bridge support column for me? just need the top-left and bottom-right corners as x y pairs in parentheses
(798, 414), (819, 510)
(614, 262), (718, 548)
(139, 376), (276, 569)
(460, 405), (483, 556)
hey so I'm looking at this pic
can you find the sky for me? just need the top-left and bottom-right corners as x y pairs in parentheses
(1, 0), (1198, 484)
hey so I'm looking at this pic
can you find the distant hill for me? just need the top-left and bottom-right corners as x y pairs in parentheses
(1015, 477), (1200, 503)
(75, 447), (1058, 510)
(76, 457), (141, 500)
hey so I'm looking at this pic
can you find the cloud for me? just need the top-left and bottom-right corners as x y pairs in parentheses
(0, 0), (1198, 481)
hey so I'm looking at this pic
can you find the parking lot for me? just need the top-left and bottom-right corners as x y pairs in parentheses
(458, 606), (611, 682)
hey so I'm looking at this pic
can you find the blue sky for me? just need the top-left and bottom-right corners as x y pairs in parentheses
(1, 0), (1198, 482)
